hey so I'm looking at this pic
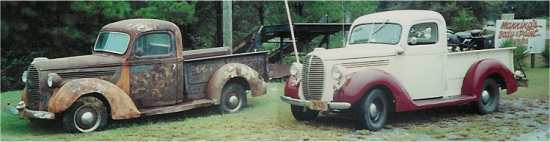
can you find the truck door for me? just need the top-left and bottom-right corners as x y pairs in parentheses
(129, 31), (179, 108)
(396, 22), (446, 100)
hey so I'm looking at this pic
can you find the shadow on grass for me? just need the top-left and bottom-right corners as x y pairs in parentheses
(14, 105), (226, 134)
(299, 104), (479, 130)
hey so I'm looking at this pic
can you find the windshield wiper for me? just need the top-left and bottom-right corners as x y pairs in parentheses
(369, 19), (390, 41)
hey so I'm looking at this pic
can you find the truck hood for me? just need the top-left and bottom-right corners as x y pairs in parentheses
(33, 54), (122, 71)
(309, 44), (399, 61)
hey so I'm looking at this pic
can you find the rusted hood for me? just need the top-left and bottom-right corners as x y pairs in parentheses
(33, 54), (121, 71)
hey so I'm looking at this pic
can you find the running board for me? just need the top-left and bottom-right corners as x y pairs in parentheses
(140, 99), (215, 116)
(412, 95), (476, 109)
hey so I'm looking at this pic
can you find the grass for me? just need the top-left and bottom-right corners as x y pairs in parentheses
(1, 68), (548, 140)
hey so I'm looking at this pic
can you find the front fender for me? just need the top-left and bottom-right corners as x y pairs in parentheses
(334, 69), (417, 112)
(48, 78), (141, 120)
(462, 59), (518, 98)
(207, 63), (267, 104)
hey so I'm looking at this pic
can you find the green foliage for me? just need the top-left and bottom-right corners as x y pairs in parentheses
(451, 9), (481, 31)
(542, 46), (549, 67)
(71, 1), (131, 19)
(502, 40), (528, 69)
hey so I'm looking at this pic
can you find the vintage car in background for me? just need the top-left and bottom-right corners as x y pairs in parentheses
(17, 19), (268, 133)
(282, 10), (527, 131)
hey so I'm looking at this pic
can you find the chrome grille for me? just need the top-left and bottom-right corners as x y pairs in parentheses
(302, 55), (324, 100)
(26, 65), (40, 110)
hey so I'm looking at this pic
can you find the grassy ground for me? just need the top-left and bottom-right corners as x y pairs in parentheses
(1, 68), (548, 140)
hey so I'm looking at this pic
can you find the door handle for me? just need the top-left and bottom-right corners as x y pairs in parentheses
(172, 64), (176, 71)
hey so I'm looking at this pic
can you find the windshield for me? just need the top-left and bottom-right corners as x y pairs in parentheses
(349, 23), (402, 45)
(94, 32), (130, 54)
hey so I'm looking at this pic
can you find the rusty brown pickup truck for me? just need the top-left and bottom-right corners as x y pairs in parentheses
(16, 19), (268, 133)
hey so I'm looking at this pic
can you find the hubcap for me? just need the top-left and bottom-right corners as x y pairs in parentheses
(481, 90), (490, 103)
(228, 95), (239, 107)
(80, 112), (95, 126)
(369, 103), (378, 118)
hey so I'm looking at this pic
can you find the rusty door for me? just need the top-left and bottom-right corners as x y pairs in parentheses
(129, 32), (179, 108)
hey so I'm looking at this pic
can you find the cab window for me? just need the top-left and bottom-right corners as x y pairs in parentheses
(134, 32), (173, 57)
(408, 22), (438, 45)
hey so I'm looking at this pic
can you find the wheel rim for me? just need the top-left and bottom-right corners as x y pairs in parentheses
(74, 106), (101, 132)
(368, 97), (383, 122)
(224, 93), (241, 110)
(228, 95), (239, 107)
(481, 90), (491, 104)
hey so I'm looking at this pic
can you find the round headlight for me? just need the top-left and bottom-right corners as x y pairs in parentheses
(47, 73), (62, 88)
(331, 65), (345, 80)
(21, 71), (28, 83)
(289, 62), (302, 76)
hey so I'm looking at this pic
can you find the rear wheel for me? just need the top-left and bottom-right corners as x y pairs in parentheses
(290, 105), (318, 121)
(62, 96), (108, 133)
(357, 88), (389, 131)
(219, 82), (247, 113)
(475, 78), (500, 114)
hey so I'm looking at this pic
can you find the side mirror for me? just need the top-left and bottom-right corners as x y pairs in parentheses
(135, 49), (144, 57)
(408, 37), (418, 45)
(396, 47), (405, 55)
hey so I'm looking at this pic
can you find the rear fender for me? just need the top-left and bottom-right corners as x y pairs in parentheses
(207, 63), (267, 104)
(462, 59), (518, 98)
(334, 69), (417, 112)
(48, 78), (141, 120)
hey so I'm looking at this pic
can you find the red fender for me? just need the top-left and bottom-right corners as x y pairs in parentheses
(334, 69), (417, 112)
(284, 76), (300, 99)
(462, 59), (518, 98)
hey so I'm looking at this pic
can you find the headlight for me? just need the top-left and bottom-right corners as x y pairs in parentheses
(21, 71), (28, 83)
(47, 73), (62, 88)
(331, 65), (345, 80)
(289, 62), (302, 77)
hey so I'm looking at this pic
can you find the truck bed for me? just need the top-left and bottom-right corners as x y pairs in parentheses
(182, 51), (269, 100)
(445, 48), (515, 96)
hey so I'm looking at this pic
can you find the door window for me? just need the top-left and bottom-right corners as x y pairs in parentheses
(408, 22), (438, 45)
(134, 32), (173, 57)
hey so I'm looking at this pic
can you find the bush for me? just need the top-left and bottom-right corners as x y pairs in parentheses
(501, 40), (528, 69)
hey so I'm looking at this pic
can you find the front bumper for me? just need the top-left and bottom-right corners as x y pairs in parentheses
(15, 101), (55, 119)
(280, 96), (351, 111)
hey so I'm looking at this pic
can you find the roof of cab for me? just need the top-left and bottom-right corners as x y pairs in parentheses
(100, 19), (180, 35)
(352, 10), (445, 26)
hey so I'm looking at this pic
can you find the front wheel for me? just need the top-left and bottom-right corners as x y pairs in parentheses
(219, 82), (247, 113)
(62, 96), (108, 133)
(357, 88), (389, 131)
(290, 105), (318, 121)
(475, 79), (500, 114)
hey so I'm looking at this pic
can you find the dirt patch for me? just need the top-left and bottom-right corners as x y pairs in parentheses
(339, 97), (549, 140)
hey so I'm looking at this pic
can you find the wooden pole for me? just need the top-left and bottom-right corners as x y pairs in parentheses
(284, 0), (300, 62)
(223, 0), (233, 52)
(531, 53), (535, 68)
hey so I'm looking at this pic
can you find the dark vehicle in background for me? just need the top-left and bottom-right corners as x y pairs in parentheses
(16, 19), (268, 133)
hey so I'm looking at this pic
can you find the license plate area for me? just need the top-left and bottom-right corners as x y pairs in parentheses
(309, 100), (328, 111)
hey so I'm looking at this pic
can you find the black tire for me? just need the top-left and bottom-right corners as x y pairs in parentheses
(475, 79), (500, 114)
(219, 82), (247, 113)
(62, 96), (108, 133)
(290, 105), (318, 121)
(357, 88), (389, 131)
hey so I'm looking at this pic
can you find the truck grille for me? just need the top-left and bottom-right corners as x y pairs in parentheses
(26, 65), (41, 110)
(302, 55), (324, 100)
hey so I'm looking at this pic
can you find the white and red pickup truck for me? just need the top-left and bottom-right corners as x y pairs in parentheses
(281, 10), (527, 131)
